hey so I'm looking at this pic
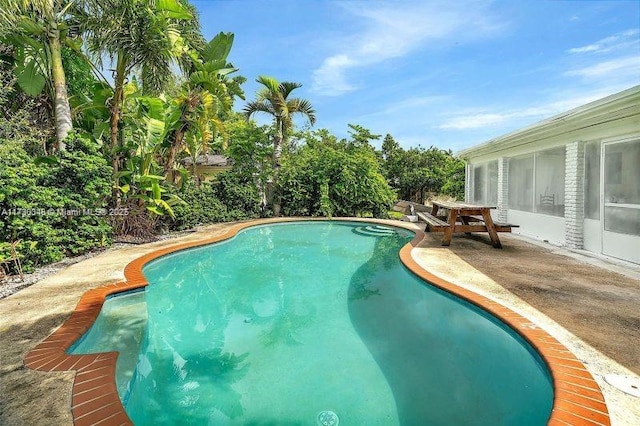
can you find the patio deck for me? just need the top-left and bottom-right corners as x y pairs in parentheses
(1, 219), (638, 425)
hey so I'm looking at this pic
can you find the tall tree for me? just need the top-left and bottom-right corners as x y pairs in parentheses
(162, 32), (245, 182)
(381, 133), (403, 187)
(243, 76), (315, 215)
(0, 0), (76, 150)
(78, 0), (197, 178)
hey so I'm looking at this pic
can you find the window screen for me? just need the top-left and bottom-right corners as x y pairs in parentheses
(604, 140), (640, 236)
(473, 164), (486, 203)
(508, 155), (534, 212)
(534, 147), (565, 217)
(472, 161), (498, 205)
(584, 141), (600, 220)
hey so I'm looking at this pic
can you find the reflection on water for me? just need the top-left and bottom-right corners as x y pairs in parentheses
(348, 235), (552, 425)
(348, 235), (402, 302)
(73, 222), (552, 425)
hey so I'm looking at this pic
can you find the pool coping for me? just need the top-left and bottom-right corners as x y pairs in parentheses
(23, 218), (610, 426)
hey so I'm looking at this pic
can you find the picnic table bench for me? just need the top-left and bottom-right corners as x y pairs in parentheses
(418, 201), (518, 248)
(392, 200), (430, 215)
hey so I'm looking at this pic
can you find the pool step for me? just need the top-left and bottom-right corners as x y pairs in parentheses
(352, 225), (398, 237)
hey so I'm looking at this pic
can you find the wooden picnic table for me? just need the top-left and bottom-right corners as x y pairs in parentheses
(417, 200), (517, 248)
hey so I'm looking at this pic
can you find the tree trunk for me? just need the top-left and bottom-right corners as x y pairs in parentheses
(110, 54), (127, 202)
(164, 128), (185, 183)
(48, 29), (72, 150)
(271, 119), (284, 216)
(192, 161), (199, 188)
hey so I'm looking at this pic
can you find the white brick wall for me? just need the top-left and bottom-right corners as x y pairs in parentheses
(564, 141), (584, 249)
(465, 163), (473, 202)
(497, 157), (509, 223)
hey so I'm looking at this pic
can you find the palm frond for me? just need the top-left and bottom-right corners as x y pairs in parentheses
(243, 99), (275, 119)
(287, 98), (316, 125)
(279, 81), (302, 99)
(256, 75), (279, 93)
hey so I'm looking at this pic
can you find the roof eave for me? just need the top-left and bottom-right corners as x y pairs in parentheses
(456, 85), (640, 159)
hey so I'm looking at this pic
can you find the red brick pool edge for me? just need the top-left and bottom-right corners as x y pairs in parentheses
(24, 218), (610, 426)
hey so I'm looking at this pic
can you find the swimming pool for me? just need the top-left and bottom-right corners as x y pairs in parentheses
(69, 221), (553, 425)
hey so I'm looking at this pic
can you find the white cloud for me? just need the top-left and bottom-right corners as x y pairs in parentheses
(568, 44), (600, 54)
(312, 54), (358, 95)
(440, 113), (507, 130)
(565, 55), (640, 79)
(567, 29), (639, 54)
(311, 2), (503, 96)
(438, 92), (615, 130)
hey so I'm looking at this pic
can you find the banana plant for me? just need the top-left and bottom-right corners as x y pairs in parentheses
(162, 32), (245, 182)
(77, 0), (197, 179)
(115, 83), (182, 218)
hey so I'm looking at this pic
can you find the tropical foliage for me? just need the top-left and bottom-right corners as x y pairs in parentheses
(162, 31), (245, 182)
(279, 128), (395, 217)
(0, 134), (112, 271)
(0, 0), (79, 148)
(381, 133), (465, 202)
(168, 174), (261, 231)
(0, 0), (465, 271)
(78, 0), (198, 168)
(243, 76), (316, 215)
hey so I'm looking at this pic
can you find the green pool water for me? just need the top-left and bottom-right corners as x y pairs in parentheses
(70, 221), (553, 425)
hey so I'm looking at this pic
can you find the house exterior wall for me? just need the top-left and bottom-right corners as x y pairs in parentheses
(507, 210), (565, 245)
(497, 157), (509, 223)
(458, 86), (640, 263)
(564, 141), (584, 249)
(197, 165), (233, 182)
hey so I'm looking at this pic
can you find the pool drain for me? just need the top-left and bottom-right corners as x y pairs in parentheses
(317, 410), (339, 426)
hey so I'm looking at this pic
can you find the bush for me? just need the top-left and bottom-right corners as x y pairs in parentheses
(168, 173), (262, 231)
(169, 183), (229, 231)
(213, 172), (262, 219)
(279, 133), (395, 217)
(0, 134), (112, 271)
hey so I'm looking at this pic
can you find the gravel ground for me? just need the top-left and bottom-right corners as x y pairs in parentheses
(0, 231), (195, 300)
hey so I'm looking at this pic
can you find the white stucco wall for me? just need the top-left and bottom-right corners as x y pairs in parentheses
(458, 86), (640, 263)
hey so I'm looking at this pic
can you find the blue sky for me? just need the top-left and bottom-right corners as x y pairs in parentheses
(192, 0), (640, 152)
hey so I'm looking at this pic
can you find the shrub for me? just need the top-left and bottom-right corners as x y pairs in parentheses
(0, 134), (112, 271)
(213, 172), (262, 220)
(279, 133), (395, 217)
(170, 183), (229, 231)
(168, 173), (262, 231)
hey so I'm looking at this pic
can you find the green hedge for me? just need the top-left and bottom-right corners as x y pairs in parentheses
(0, 135), (112, 271)
(169, 172), (262, 231)
(278, 137), (395, 217)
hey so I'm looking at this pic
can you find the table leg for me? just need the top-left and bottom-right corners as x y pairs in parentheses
(442, 210), (457, 246)
(431, 204), (439, 216)
(460, 216), (472, 235)
(481, 209), (502, 248)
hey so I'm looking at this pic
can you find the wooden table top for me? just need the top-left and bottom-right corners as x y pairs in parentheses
(432, 200), (497, 210)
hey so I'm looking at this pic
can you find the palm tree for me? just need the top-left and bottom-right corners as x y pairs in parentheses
(78, 0), (198, 176)
(0, 0), (76, 150)
(162, 32), (245, 182)
(243, 76), (315, 215)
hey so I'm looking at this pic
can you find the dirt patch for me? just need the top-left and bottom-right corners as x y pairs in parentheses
(1, 313), (75, 426)
(418, 232), (640, 374)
